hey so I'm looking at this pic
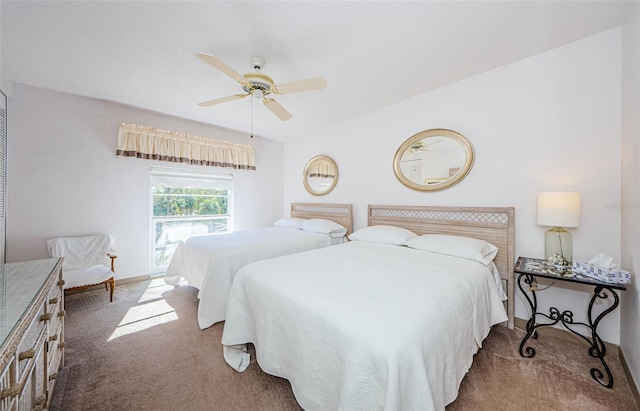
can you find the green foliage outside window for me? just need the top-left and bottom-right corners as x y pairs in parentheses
(152, 187), (228, 217)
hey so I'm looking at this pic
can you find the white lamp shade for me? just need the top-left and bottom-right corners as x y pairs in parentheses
(537, 192), (581, 228)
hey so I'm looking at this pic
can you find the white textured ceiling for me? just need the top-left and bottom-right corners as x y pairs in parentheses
(0, 1), (632, 142)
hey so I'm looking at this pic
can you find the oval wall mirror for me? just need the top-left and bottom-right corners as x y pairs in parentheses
(303, 155), (339, 196)
(393, 129), (474, 192)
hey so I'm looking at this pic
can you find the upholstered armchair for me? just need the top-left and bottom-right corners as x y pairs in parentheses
(46, 234), (117, 302)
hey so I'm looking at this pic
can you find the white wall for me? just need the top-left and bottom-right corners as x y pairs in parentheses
(6, 84), (284, 279)
(620, 0), (640, 393)
(284, 30), (623, 343)
(0, 71), (12, 98)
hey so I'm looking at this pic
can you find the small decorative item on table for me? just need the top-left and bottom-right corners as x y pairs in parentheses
(572, 261), (631, 284)
(547, 253), (570, 268)
(522, 257), (573, 277)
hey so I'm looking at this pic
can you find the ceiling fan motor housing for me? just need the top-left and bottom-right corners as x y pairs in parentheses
(243, 72), (275, 98)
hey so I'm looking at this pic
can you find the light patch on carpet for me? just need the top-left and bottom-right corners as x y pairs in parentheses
(108, 299), (177, 341)
(136, 278), (176, 303)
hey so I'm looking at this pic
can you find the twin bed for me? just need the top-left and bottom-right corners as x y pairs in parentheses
(165, 203), (515, 410)
(164, 203), (353, 328)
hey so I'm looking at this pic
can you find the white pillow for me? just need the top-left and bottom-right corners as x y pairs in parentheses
(405, 234), (498, 265)
(274, 217), (307, 229)
(348, 225), (417, 245)
(299, 218), (348, 238)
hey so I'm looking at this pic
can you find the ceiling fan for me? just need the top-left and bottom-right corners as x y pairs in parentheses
(196, 53), (327, 121)
(408, 139), (445, 153)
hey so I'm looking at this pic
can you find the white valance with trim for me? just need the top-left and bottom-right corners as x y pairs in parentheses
(308, 158), (335, 178)
(117, 123), (255, 170)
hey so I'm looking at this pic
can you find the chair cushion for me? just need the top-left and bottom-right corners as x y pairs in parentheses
(63, 265), (113, 289)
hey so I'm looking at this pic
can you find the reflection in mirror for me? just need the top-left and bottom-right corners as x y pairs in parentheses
(303, 155), (339, 196)
(393, 129), (474, 191)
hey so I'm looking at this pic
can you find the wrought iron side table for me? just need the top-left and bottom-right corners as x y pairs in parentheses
(514, 256), (627, 388)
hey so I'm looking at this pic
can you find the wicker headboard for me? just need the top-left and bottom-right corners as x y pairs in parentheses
(291, 203), (353, 236)
(368, 205), (515, 329)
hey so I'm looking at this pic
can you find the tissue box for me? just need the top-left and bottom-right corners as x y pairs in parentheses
(572, 262), (631, 284)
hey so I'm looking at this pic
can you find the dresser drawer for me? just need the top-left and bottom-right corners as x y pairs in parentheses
(46, 297), (63, 341)
(0, 357), (17, 411)
(47, 342), (63, 398)
(17, 328), (47, 411)
(16, 304), (46, 382)
(46, 281), (62, 313)
(47, 322), (64, 368)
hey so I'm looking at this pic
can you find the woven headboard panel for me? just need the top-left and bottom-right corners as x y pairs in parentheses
(291, 203), (353, 236)
(368, 205), (515, 329)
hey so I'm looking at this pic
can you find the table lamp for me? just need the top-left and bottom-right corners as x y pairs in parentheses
(537, 192), (581, 265)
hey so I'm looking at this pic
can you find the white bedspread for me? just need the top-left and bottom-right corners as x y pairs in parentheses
(222, 241), (508, 411)
(164, 226), (337, 329)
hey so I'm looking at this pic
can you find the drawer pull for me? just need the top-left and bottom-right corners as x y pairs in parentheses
(58, 342), (66, 349)
(40, 313), (52, 321)
(49, 297), (59, 304)
(58, 311), (66, 317)
(57, 280), (65, 286)
(0, 383), (20, 399)
(49, 372), (58, 381)
(19, 348), (35, 361)
(49, 334), (58, 341)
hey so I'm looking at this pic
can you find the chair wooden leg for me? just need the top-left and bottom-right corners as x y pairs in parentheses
(109, 278), (115, 302)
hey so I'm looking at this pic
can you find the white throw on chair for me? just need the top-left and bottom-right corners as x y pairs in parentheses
(47, 234), (117, 302)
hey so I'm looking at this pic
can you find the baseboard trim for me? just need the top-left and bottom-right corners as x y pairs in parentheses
(620, 349), (640, 407)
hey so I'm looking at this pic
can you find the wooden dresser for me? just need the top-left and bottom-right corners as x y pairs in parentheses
(0, 258), (65, 411)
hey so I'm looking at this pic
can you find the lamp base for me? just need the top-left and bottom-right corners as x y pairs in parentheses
(545, 227), (572, 265)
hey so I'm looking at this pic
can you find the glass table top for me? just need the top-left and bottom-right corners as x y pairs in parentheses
(0, 258), (61, 350)
(515, 257), (626, 291)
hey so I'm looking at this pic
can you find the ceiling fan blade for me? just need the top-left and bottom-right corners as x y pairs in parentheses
(423, 139), (445, 147)
(198, 93), (249, 107)
(196, 53), (248, 85)
(272, 76), (327, 95)
(263, 98), (293, 121)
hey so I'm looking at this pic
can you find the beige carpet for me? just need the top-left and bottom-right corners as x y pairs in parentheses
(50, 279), (638, 411)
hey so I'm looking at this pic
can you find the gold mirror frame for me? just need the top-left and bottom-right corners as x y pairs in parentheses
(393, 128), (474, 192)
(303, 155), (339, 196)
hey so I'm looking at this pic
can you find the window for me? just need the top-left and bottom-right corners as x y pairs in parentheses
(151, 168), (232, 271)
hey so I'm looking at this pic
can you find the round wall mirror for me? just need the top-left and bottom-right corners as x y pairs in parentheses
(393, 129), (474, 191)
(303, 155), (339, 196)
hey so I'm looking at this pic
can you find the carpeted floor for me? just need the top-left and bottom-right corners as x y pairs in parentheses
(50, 279), (638, 411)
